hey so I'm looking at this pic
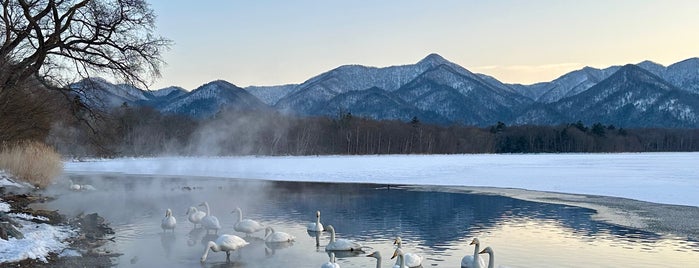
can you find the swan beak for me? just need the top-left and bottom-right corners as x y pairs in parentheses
(469, 240), (476, 245)
(367, 252), (375, 257)
(478, 249), (486, 254)
(390, 251), (397, 259)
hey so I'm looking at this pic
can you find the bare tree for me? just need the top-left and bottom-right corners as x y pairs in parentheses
(0, 0), (170, 143)
(1, 0), (170, 89)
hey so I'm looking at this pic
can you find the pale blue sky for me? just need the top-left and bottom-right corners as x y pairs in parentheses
(148, 0), (699, 90)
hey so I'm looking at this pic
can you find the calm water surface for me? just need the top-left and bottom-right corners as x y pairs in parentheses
(43, 174), (699, 267)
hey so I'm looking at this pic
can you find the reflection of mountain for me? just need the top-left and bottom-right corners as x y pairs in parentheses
(247, 182), (661, 249)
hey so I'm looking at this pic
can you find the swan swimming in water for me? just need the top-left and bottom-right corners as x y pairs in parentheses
(392, 237), (423, 268)
(461, 238), (487, 268)
(200, 234), (249, 263)
(186, 206), (206, 228)
(307, 210), (324, 232)
(198, 202), (221, 234)
(69, 179), (95, 191)
(325, 225), (363, 251)
(232, 207), (265, 235)
(367, 251), (383, 268)
(478, 247), (495, 268)
(264, 226), (295, 243)
(321, 252), (341, 268)
(391, 248), (408, 268)
(161, 209), (176, 232)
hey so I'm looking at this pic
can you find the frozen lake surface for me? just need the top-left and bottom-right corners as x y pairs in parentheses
(66, 152), (699, 207)
(43, 175), (699, 268)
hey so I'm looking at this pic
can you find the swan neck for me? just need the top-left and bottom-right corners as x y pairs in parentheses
(376, 256), (381, 268)
(487, 251), (494, 268)
(329, 228), (335, 242)
(473, 242), (480, 256)
(236, 208), (243, 222)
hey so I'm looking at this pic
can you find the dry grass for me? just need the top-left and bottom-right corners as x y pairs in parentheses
(0, 140), (63, 188)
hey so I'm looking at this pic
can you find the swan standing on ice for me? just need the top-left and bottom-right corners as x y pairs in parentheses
(307, 210), (324, 232)
(321, 252), (341, 268)
(367, 251), (383, 268)
(461, 238), (487, 268)
(198, 202), (221, 234)
(478, 247), (495, 268)
(232, 207), (265, 235)
(186, 207), (206, 228)
(264, 226), (295, 243)
(392, 237), (423, 267)
(200, 234), (249, 263)
(161, 209), (176, 232)
(325, 225), (363, 251)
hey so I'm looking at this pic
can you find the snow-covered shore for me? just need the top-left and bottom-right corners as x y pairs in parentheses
(64, 152), (699, 207)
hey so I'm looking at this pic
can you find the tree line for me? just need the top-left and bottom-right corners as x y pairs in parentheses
(44, 107), (699, 157)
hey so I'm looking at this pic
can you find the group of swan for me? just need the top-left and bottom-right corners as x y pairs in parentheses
(462, 238), (496, 268)
(69, 179), (96, 191)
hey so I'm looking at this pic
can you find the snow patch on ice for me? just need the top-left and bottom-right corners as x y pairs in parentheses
(0, 219), (76, 263)
(8, 213), (49, 222)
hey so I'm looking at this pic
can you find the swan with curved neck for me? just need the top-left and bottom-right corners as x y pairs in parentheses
(186, 206), (206, 228)
(307, 210), (324, 232)
(264, 226), (295, 243)
(478, 247), (495, 268)
(392, 237), (423, 267)
(461, 238), (486, 268)
(232, 207), (265, 235)
(200, 234), (248, 263)
(321, 252), (341, 268)
(161, 209), (176, 232)
(390, 248), (407, 268)
(367, 251), (382, 268)
(198, 202), (221, 234)
(325, 225), (363, 251)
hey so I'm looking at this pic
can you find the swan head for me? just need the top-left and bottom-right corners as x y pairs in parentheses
(393, 236), (402, 246)
(325, 225), (335, 232)
(367, 251), (381, 259)
(198, 202), (208, 207)
(265, 226), (274, 236)
(186, 206), (196, 215)
(231, 207), (242, 214)
(391, 248), (404, 260)
(470, 238), (480, 246)
(316, 210), (321, 218)
(165, 209), (172, 217)
(478, 246), (493, 255)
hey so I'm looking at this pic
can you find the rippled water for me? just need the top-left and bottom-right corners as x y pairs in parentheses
(43, 174), (699, 267)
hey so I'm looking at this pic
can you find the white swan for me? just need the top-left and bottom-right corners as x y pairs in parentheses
(325, 225), (363, 251)
(161, 209), (176, 232)
(232, 207), (265, 235)
(321, 252), (341, 268)
(461, 238), (487, 268)
(69, 179), (96, 191)
(390, 248), (408, 268)
(200, 234), (249, 263)
(264, 226), (295, 243)
(186, 206), (206, 228)
(392, 237), (423, 268)
(478, 247), (495, 268)
(367, 251), (382, 268)
(307, 210), (324, 232)
(198, 202), (221, 234)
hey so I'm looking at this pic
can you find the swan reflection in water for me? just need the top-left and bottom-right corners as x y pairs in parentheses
(264, 240), (295, 257)
(160, 232), (176, 257)
(187, 227), (205, 247)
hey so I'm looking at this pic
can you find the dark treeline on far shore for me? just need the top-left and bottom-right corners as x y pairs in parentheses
(45, 105), (699, 157)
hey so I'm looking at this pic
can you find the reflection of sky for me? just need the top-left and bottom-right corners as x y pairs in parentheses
(43, 175), (699, 267)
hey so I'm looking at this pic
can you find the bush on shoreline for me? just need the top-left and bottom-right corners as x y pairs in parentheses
(0, 141), (63, 188)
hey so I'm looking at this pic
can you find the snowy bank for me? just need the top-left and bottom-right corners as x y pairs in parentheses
(64, 152), (699, 207)
(0, 199), (77, 263)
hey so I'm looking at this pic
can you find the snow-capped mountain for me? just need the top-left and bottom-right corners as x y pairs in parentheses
(549, 65), (699, 127)
(159, 80), (267, 118)
(73, 54), (699, 128)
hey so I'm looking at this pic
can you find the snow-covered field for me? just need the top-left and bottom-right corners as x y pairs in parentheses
(65, 152), (699, 207)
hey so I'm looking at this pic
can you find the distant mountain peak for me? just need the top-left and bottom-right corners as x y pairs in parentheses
(417, 53), (450, 66)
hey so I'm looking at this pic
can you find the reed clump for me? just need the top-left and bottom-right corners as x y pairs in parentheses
(0, 140), (63, 188)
